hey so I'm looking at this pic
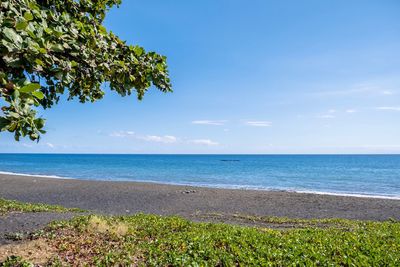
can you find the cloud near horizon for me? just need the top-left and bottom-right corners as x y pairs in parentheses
(316, 114), (336, 119)
(375, 107), (400, 111)
(245, 121), (272, 127)
(109, 131), (135, 138)
(110, 131), (178, 143)
(138, 135), (178, 143)
(188, 139), (219, 146)
(46, 143), (55, 148)
(191, 120), (226, 126)
(109, 131), (219, 146)
(313, 83), (397, 97)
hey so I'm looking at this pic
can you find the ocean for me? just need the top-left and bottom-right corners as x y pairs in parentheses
(0, 154), (399, 199)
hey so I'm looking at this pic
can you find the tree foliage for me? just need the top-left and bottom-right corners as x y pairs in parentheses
(0, 0), (171, 141)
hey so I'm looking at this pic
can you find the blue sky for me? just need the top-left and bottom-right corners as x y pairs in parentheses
(1, 0), (400, 154)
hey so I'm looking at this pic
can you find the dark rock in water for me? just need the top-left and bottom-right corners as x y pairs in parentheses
(220, 159), (240, 162)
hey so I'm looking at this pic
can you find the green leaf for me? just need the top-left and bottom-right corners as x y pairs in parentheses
(51, 44), (64, 52)
(29, 133), (39, 141)
(99, 25), (107, 34)
(55, 72), (63, 80)
(156, 63), (164, 71)
(28, 2), (39, 10)
(3, 28), (22, 44)
(23, 11), (34, 21)
(133, 46), (144, 56)
(34, 118), (45, 129)
(44, 28), (53, 34)
(8, 122), (17, 132)
(32, 91), (44, 100)
(2, 54), (21, 66)
(15, 20), (28, 31)
(20, 83), (41, 93)
(35, 59), (44, 66)
(0, 117), (10, 131)
(12, 90), (20, 99)
(8, 112), (20, 119)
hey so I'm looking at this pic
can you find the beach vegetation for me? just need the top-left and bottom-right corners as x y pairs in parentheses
(1, 214), (399, 266)
(0, 0), (171, 141)
(0, 198), (83, 214)
(1, 256), (32, 267)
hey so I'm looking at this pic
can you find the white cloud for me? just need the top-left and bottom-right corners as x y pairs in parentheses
(316, 114), (336, 119)
(109, 131), (221, 147)
(139, 135), (178, 144)
(376, 107), (400, 111)
(328, 109), (336, 113)
(382, 90), (394, 95)
(346, 109), (357, 113)
(192, 120), (226, 126)
(110, 131), (177, 143)
(188, 139), (219, 146)
(315, 85), (372, 96)
(315, 84), (396, 97)
(360, 145), (400, 148)
(245, 121), (272, 127)
(109, 131), (135, 137)
(46, 143), (55, 148)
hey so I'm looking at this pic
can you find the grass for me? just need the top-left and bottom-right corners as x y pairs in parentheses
(1, 214), (399, 266)
(0, 198), (84, 214)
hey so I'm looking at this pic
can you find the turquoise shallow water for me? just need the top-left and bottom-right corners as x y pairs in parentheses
(0, 154), (399, 199)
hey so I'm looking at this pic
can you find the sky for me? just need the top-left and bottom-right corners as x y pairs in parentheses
(1, 0), (400, 154)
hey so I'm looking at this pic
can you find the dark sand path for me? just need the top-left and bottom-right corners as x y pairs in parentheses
(1, 173), (399, 221)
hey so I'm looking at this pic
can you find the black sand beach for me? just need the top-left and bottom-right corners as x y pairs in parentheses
(1, 173), (399, 222)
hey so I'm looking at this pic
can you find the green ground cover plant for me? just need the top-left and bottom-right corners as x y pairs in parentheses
(1, 214), (399, 266)
(0, 198), (83, 214)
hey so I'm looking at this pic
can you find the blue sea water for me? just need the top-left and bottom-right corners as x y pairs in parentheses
(0, 154), (399, 199)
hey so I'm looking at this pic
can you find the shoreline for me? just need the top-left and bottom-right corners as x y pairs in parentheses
(1, 173), (400, 222)
(1, 170), (399, 201)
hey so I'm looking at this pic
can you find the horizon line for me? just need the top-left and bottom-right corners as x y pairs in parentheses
(1, 153), (400, 156)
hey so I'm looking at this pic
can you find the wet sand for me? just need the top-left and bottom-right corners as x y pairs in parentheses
(1, 173), (399, 222)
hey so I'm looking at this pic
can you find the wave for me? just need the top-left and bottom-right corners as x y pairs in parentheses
(293, 189), (400, 200)
(1, 170), (400, 200)
(0, 171), (70, 180)
(166, 182), (400, 200)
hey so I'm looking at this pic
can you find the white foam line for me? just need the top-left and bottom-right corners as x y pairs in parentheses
(178, 183), (400, 200)
(0, 171), (72, 180)
(89, 179), (400, 200)
(1, 171), (399, 200)
(294, 189), (400, 200)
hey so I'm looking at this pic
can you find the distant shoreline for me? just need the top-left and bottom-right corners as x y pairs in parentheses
(0, 170), (399, 200)
(1, 153), (400, 155)
(1, 173), (399, 222)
